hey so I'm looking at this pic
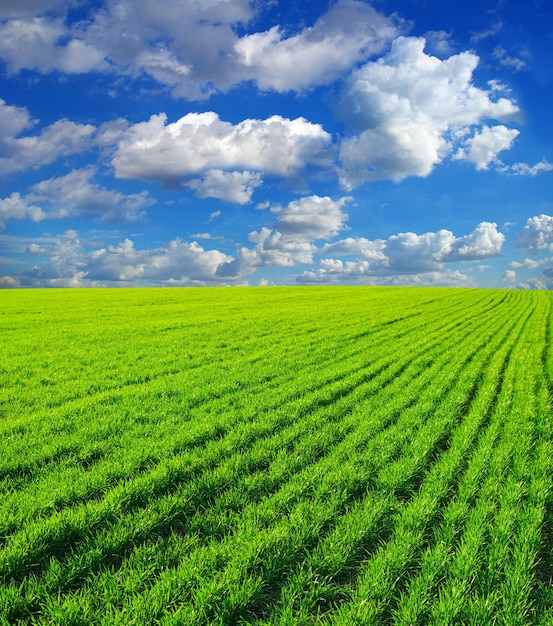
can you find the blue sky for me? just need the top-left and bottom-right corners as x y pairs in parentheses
(0, 0), (552, 288)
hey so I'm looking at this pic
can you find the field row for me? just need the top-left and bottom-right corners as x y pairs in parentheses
(0, 287), (552, 624)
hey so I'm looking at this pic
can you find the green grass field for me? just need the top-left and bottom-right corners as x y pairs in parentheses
(1, 286), (552, 625)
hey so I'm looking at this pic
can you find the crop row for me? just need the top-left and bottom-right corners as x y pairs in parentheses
(0, 287), (551, 624)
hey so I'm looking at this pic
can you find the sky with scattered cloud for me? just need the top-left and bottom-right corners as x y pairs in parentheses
(0, 0), (552, 288)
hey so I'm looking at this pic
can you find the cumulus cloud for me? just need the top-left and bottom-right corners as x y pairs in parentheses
(234, 0), (401, 92)
(247, 195), (351, 267)
(212, 195), (352, 273)
(386, 269), (476, 287)
(248, 228), (317, 267)
(84, 238), (234, 283)
(0, 0), (401, 98)
(111, 112), (332, 194)
(423, 30), (454, 56)
(0, 275), (20, 288)
(0, 192), (46, 230)
(185, 170), (263, 205)
(0, 168), (154, 229)
(18, 230), (249, 287)
(338, 36), (520, 186)
(440, 221), (505, 261)
(23, 229), (86, 286)
(321, 237), (382, 258)
(509, 257), (542, 269)
(10, 211), (507, 288)
(454, 125), (519, 170)
(28, 167), (154, 222)
(523, 266), (553, 290)
(270, 195), (349, 239)
(378, 231), (455, 273)
(0, 17), (106, 74)
(298, 263), (476, 287)
(501, 269), (517, 283)
(516, 214), (553, 254)
(0, 0), (70, 19)
(0, 99), (34, 140)
(0, 109), (96, 175)
(82, 0), (255, 98)
(300, 221), (504, 284)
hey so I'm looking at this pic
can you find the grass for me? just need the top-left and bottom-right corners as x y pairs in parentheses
(0, 286), (552, 625)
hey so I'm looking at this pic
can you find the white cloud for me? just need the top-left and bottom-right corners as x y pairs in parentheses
(95, 118), (132, 147)
(234, 0), (400, 92)
(0, 168), (154, 229)
(242, 208), (499, 286)
(23, 229), (87, 286)
(57, 38), (106, 73)
(82, 0), (256, 98)
(248, 228), (317, 267)
(509, 257), (542, 269)
(189, 233), (224, 241)
(248, 195), (351, 267)
(112, 112), (332, 191)
(340, 119), (446, 185)
(508, 160), (553, 176)
(377, 230), (455, 273)
(0, 232), (62, 256)
(321, 237), (383, 258)
(440, 221), (505, 261)
(298, 263), (475, 287)
(470, 20), (503, 43)
(0, 17), (65, 73)
(0, 17), (106, 74)
(304, 221), (505, 283)
(423, 30), (454, 56)
(454, 125), (519, 170)
(185, 170), (262, 205)
(501, 269), (517, 282)
(18, 230), (250, 287)
(9, 212), (509, 288)
(338, 36), (520, 186)
(0, 275), (20, 288)
(132, 47), (191, 87)
(0, 99), (34, 140)
(270, 195), (349, 240)
(215, 246), (258, 279)
(524, 267), (553, 290)
(0, 0), (400, 98)
(516, 214), (553, 254)
(85, 237), (231, 283)
(0, 192), (46, 231)
(0, 114), (96, 175)
(28, 167), (154, 222)
(385, 269), (476, 287)
(0, 0), (72, 19)
(493, 46), (528, 73)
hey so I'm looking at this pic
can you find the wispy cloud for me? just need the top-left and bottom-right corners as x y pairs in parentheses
(493, 45), (529, 72)
(470, 20), (503, 43)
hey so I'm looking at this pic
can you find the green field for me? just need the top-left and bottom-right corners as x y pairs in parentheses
(1, 286), (552, 625)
